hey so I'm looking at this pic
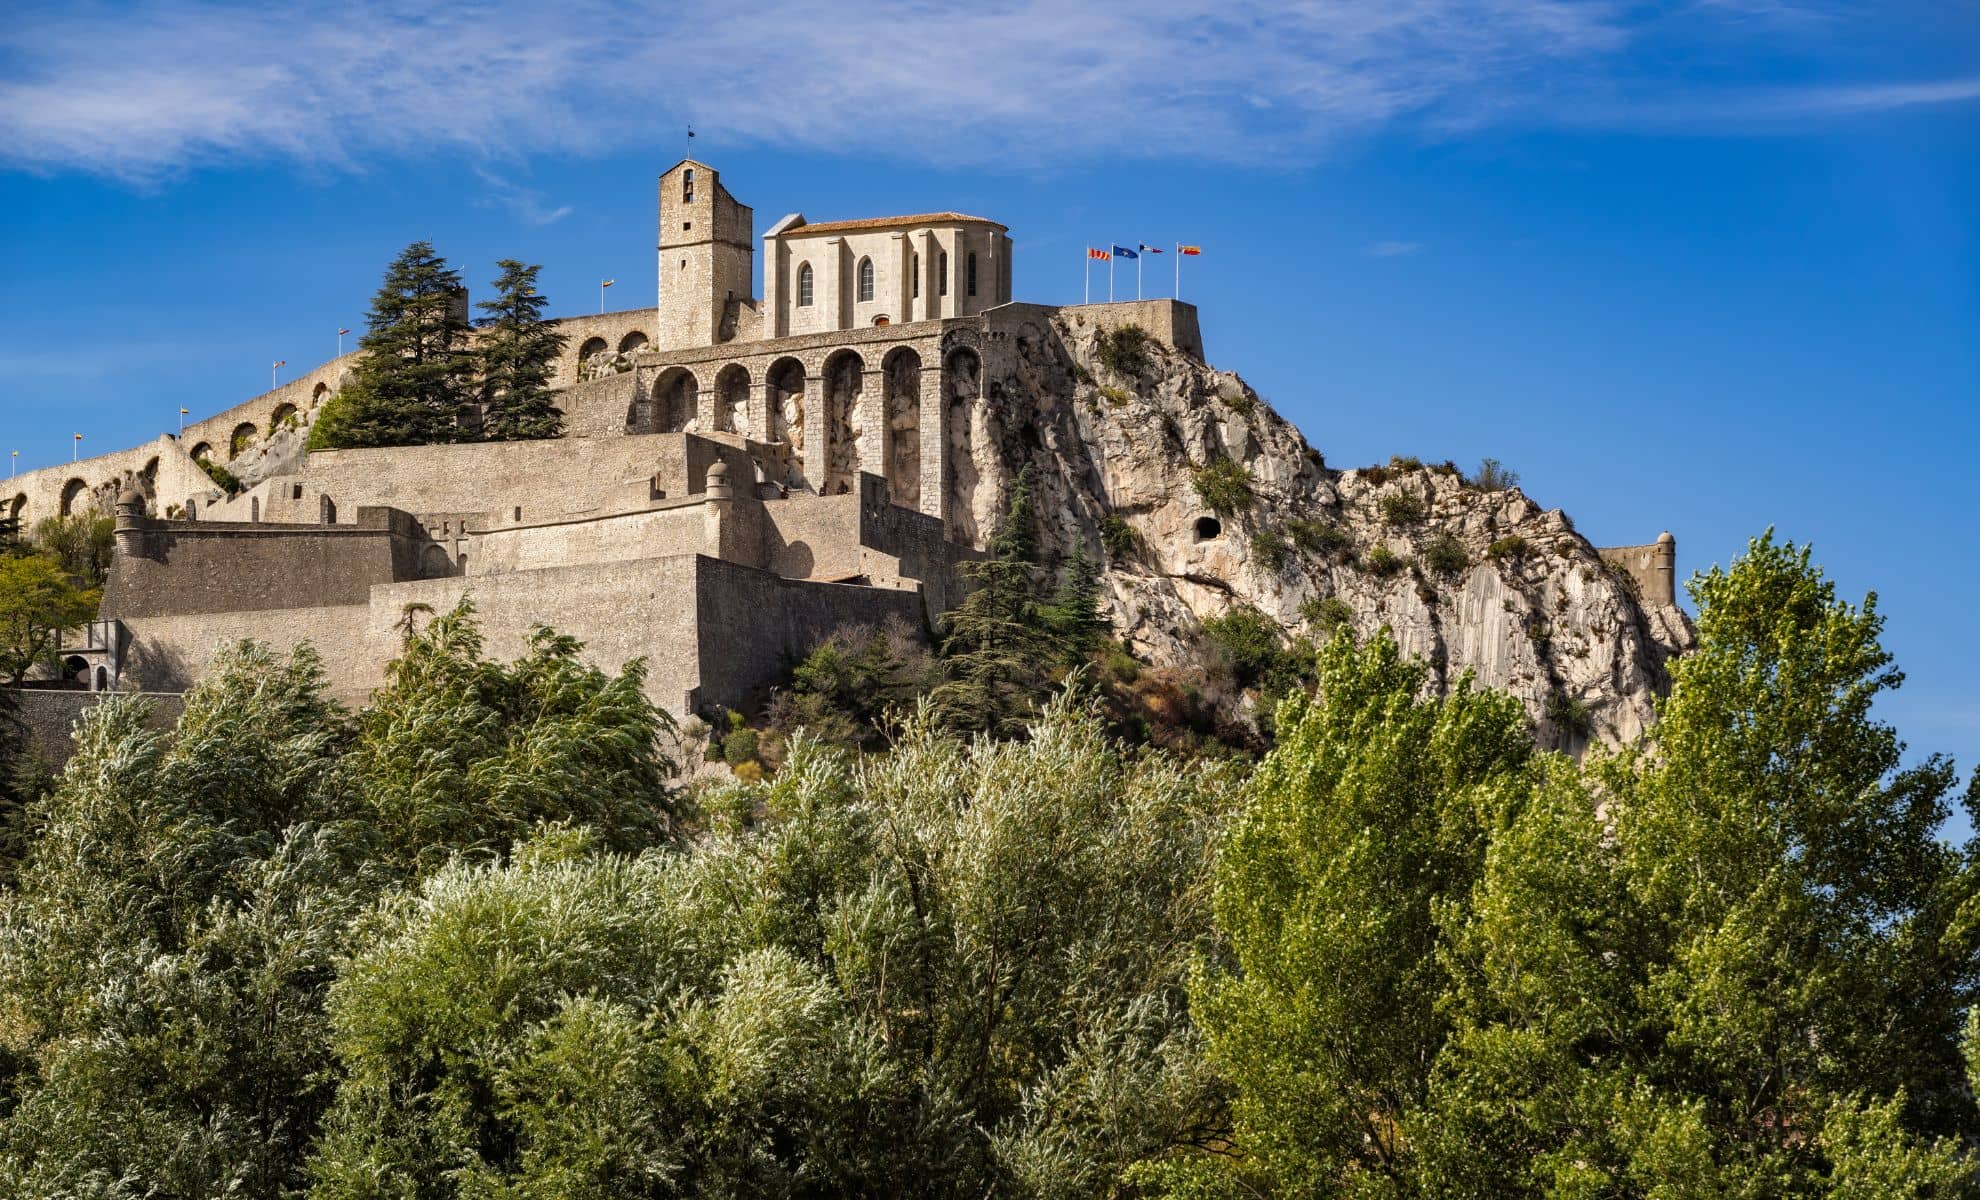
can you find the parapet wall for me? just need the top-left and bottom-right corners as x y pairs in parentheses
(257, 434), (751, 528)
(104, 508), (433, 619)
(1050, 299), (1204, 360)
(6, 690), (186, 766)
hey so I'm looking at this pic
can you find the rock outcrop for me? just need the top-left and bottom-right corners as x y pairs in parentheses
(954, 310), (1693, 750)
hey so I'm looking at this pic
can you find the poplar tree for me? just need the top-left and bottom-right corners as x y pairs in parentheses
(310, 241), (475, 449)
(475, 259), (566, 441)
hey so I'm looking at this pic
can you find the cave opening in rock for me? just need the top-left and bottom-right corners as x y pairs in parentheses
(1194, 516), (1221, 541)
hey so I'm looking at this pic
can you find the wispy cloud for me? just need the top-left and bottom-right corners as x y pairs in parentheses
(0, 0), (1971, 182)
(472, 168), (573, 227)
(1367, 240), (1426, 258)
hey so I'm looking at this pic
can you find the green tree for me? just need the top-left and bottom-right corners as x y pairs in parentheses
(309, 240), (476, 450)
(476, 258), (567, 441)
(0, 645), (363, 1196)
(0, 553), (98, 683)
(768, 617), (942, 750)
(0, 609), (684, 1196)
(1041, 539), (1109, 666)
(1187, 631), (1533, 1193)
(30, 513), (114, 588)
(343, 600), (679, 873)
(930, 470), (1055, 736)
(310, 694), (1236, 1198)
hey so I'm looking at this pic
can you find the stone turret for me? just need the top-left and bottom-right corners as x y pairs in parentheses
(112, 486), (149, 558)
(1653, 530), (1677, 608)
(703, 459), (734, 560)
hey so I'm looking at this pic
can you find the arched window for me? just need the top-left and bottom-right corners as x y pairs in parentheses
(797, 262), (814, 307)
(857, 257), (875, 302)
(967, 253), (979, 297)
(683, 168), (695, 203)
(912, 253), (921, 298)
(938, 252), (949, 296)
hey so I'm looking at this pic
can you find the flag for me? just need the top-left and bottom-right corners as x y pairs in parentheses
(601, 278), (616, 287)
(1178, 245), (1203, 256)
(1112, 244), (1138, 259)
(337, 327), (350, 335)
(1087, 247), (1110, 260)
(1139, 244), (1164, 254)
(273, 360), (285, 369)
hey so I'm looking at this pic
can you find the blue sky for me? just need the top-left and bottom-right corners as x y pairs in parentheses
(3, 1), (1977, 788)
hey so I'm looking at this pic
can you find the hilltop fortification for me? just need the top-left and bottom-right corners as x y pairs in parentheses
(9, 160), (1689, 751)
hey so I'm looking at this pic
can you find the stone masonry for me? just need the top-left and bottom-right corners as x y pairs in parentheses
(12, 158), (1689, 758)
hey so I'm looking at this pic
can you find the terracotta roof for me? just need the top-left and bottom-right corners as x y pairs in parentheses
(782, 212), (1005, 236)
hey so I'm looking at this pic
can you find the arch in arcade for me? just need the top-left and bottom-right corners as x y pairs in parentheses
(647, 367), (699, 435)
(943, 346), (983, 543)
(820, 349), (865, 495)
(713, 363), (750, 435)
(880, 346), (922, 509)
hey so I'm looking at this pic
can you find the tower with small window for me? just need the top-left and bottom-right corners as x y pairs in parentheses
(656, 160), (755, 350)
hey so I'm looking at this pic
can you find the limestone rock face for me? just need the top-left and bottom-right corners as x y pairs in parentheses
(962, 312), (1694, 750)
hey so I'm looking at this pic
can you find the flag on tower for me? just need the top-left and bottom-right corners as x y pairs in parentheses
(1112, 244), (1138, 259)
(1139, 244), (1164, 254)
(1087, 247), (1110, 260)
(1178, 244), (1203, 256)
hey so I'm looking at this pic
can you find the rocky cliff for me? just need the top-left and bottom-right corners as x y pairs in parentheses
(956, 309), (1693, 750)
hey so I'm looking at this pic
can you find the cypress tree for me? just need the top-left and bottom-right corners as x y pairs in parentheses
(476, 259), (566, 441)
(929, 470), (1054, 736)
(1041, 538), (1109, 665)
(310, 241), (475, 450)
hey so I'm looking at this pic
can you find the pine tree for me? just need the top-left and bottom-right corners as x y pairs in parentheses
(475, 259), (566, 441)
(929, 470), (1054, 736)
(309, 241), (475, 449)
(1042, 538), (1109, 665)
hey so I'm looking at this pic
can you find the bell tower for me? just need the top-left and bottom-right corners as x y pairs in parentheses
(656, 160), (755, 350)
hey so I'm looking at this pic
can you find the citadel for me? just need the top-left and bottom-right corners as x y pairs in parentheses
(7, 159), (1685, 748)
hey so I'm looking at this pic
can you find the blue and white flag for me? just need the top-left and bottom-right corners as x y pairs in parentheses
(1111, 244), (1138, 259)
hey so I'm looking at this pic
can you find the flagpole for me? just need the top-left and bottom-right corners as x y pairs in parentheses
(1175, 244), (1181, 299)
(1084, 251), (1090, 305)
(1137, 253), (1143, 301)
(1108, 254), (1114, 303)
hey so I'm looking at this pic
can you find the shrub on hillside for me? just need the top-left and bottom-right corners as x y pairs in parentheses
(1095, 324), (1153, 376)
(1286, 518), (1349, 556)
(1191, 459), (1254, 516)
(1423, 533), (1469, 576)
(1364, 546), (1405, 577)
(1378, 490), (1426, 525)
(1249, 527), (1291, 572)
(1300, 596), (1354, 636)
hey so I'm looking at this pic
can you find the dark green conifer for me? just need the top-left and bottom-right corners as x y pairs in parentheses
(930, 470), (1053, 736)
(309, 241), (475, 449)
(475, 259), (566, 441)
(1042, 538), (1109, 665)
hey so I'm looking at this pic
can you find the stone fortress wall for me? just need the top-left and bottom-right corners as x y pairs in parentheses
(9, 155), (1680, 767)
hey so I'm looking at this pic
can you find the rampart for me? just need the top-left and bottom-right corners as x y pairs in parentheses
(6, 690), (186, 766)
(104, 507), (438, 618)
